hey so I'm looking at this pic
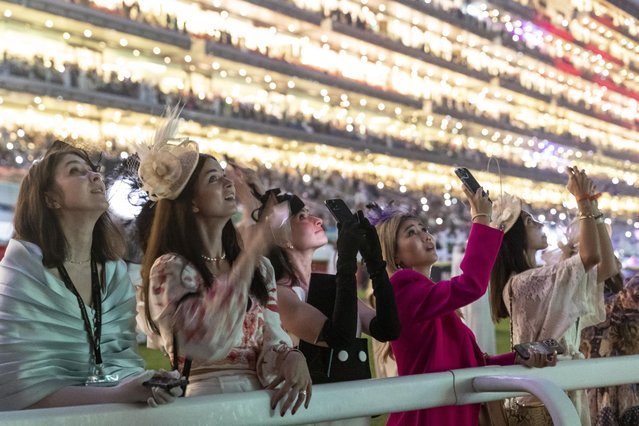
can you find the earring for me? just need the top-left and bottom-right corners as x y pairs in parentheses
(192, 205), (200, 213)
(46, 200), (60, 209)
(285, 242), (294, 249)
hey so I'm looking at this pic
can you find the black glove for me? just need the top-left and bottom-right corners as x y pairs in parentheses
(335, 216), (361, 274)
(367, 271), (401, 342)
(355, 211), (401, 342)
(316, 217), (360, 348)
(356, 211), (386, 278)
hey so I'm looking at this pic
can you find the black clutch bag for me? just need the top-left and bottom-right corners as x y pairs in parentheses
(299, 337), (372, 384)
(298, 273), (372, 384)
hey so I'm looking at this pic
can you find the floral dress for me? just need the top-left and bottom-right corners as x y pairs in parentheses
(580, 275), (639, 425)
(138, 254), (293, 396)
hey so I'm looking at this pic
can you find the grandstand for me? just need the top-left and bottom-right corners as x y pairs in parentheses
(0, 0), (639, 263)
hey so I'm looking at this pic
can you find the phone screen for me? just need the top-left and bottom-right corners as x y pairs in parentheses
(454, 167), (487, 197)
(325, 199), (354, 224)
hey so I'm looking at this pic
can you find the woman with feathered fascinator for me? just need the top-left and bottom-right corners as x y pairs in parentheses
(489, 167), (618, 425)
(135, 107), (312, 416)
(367, 182), (555, 426)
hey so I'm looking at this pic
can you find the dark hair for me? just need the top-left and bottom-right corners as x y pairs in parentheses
(140, 154), (268, 334)
(267, 245), (300, 286)
(489, 214), (533, 322)
(13, 140), (125, 267)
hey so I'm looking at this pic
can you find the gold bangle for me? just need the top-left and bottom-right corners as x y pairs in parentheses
(578, 214), (594, 220)
(472, 213), (490, 222)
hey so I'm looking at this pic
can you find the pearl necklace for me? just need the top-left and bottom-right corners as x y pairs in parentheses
(201, 253), (226, 262)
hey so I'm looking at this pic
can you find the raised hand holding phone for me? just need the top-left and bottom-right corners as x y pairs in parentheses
(454, 167), (488, 199)
(325, 199), (356, 224)
(455, 168), (492, 225)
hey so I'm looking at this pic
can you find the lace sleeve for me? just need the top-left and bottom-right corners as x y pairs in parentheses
(507, 255), (604, 346)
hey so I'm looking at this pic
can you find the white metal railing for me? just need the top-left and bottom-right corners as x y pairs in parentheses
(3, 355), (639, 425)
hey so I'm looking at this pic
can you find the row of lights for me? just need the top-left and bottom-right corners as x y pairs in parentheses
(15, 3), (639, 149)
(4, 6), (639, 182)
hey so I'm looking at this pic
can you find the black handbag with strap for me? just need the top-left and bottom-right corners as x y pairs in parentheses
(298, 273), (372, 384)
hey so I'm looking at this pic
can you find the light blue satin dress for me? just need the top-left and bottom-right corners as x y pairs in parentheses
(0, 239), (144, 410)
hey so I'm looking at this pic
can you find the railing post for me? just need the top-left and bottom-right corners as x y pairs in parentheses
(473, 375), (581, 426)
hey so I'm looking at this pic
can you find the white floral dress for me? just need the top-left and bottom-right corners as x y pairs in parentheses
(138, 254), (293, 396)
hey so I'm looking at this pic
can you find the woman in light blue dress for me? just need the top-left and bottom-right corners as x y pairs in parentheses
(0, 141), (177, 410)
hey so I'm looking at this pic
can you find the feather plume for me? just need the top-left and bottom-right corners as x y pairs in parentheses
(365, 201), (412, 226)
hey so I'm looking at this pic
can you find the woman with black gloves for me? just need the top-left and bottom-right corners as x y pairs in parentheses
(253, 189), (400, 398)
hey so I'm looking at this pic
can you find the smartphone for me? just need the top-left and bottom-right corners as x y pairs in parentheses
(325, 199), (355, 224)
(454, 167), (487, 198)
(513, 338), (565, 360)
(142, 375), (189, 391)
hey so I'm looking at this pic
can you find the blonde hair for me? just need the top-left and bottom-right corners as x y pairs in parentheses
(375, 213), (416, 277)
(373, 212), (415, 363)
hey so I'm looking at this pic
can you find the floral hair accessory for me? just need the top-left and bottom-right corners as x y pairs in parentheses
(137, 106), (199, 201)
(490, 193), (522, 232)
(365, 202), (412, 226)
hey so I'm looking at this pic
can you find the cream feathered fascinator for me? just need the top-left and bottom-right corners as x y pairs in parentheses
(489, 192), (523, 232)
(137, 106), (199, 201)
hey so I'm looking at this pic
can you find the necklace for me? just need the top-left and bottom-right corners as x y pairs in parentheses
(201, 253), (226, 262)
(66, 258), (92, 264)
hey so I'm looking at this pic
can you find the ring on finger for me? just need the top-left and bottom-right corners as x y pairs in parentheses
(299, 390), (307, 397)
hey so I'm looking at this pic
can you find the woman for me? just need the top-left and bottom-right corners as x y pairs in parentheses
(0, 140), (177, 410)
(489, 167), (618, 425)
(136, 109), (311, 417)
(580, 273), (639, 425)
(372, 185), (554, 426)
(253, 189), (400, 392)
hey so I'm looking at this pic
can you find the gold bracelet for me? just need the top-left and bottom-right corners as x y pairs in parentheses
(578, 214), (594, 220)
(472, 213), (490, 222)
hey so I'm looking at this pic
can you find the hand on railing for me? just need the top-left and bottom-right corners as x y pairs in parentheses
(267, 350), (312, 416)
(515, 350), (558, 369)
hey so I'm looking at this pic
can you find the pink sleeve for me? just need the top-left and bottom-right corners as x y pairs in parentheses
(486, 352), (517, 366)
(392, 224), (503, 324)
(148, 254), (249, 362)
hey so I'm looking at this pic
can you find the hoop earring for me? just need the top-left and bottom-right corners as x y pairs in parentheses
(192, 205), (200, 213)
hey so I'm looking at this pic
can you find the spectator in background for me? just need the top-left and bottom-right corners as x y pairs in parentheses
(580, 271), (639, 425)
